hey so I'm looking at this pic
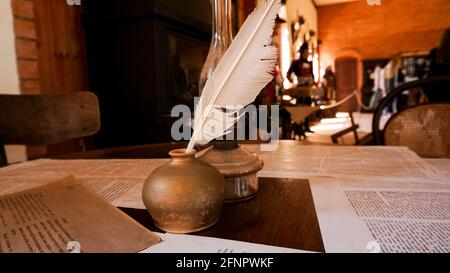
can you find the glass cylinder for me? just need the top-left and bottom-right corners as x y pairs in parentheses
(199, 0), (234, 94)
(196, 0), (264, 203)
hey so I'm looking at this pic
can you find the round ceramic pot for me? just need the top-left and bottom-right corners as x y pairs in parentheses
(142, 149), (225, 233)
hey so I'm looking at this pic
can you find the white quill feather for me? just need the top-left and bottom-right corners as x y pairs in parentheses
(186, 0), (281, 153)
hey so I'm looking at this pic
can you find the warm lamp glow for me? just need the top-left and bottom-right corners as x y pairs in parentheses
(280, 24), (291, 82)
(313, 53), (319, 82)
(277, 5), (292, 88)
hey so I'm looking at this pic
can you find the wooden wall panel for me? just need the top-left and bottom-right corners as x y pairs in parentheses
(33, 0), (89, 156)
(11, 0), (89, 158)
(34, 0), (88, 94)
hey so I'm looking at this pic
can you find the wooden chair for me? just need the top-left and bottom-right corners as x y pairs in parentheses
(285, 91), (362, 144)
(372, 76), (450, 158)
(383, 103), (450, 158)
(0, 92), (101, 166)
(330, 111), (361, 145)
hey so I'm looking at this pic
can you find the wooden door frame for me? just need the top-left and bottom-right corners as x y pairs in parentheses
(335, 49), (363, 111)
(335, 56), (359, 112)
(335, 49), (363, 96)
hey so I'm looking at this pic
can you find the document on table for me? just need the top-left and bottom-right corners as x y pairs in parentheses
(142, 233), (311, 253)
(0, 159), (168, 209)
(0, 145), (446, 211)
(0, 176), (160, 253)
(425, 159), (450, 177)
(255, 145), (445, 180)
(310, 176), (450, 253)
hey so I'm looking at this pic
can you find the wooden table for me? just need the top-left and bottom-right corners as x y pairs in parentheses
(55, 142), (325, 252)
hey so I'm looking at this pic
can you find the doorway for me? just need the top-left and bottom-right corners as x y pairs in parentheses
(335, 57), (358, 112)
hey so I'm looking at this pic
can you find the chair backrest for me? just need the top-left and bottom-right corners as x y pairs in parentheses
(372, 76), (450, 148)
(384, 103), (450, 158)
(0, 92), (100, 145)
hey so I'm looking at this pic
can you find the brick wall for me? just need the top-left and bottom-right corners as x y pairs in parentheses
(318, 0), (450, 69)
(11, 0), (46, 158)
(11, 0), (41, 95)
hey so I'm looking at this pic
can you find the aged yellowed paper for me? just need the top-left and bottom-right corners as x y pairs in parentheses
(0, 176), (160, 253)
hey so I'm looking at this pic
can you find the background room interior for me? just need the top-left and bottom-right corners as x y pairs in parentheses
(0, 0), (450, 255)
(1, 0), (450, 163)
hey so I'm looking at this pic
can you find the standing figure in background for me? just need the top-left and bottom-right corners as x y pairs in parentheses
(286, 43), (314, 133)
(287, 43), (314, 87)
(322, 66), (336, 101)
(369, 65), (385, 110)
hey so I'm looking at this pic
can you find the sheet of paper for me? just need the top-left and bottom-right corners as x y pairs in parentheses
(0, 176), (160, 253)
(309, 177), (376, 253)
(310, 176), (450, 253)
(142, 233), (311, 253)
(252, 144), (445, 180)
(425, 159), (450, 178)
(0, 144), (446, 213)
(0, 159), (168, 209)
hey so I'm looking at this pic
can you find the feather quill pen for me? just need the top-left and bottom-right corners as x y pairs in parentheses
(186, 0), (281, 153)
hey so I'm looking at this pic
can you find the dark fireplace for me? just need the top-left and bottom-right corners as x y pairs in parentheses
(83, 0), (211, 148)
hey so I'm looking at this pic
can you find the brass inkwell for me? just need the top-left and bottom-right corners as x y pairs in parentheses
(142, 149), (225, 233)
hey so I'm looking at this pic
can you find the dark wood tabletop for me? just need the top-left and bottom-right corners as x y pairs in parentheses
(56, 142), (325, 252)
(121, 177), (324, 252)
